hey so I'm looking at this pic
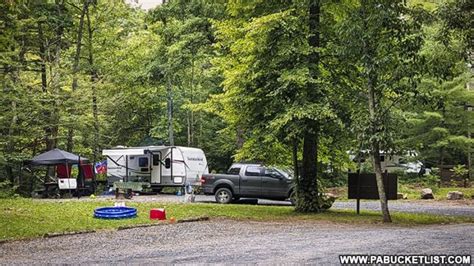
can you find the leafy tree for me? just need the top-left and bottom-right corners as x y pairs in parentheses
(401, 0), (473, 173)
(211, 0), (354, 212)
(145, 0), (231, 169)
(404, 74), (474, 167)
(337, 0), (425, 222)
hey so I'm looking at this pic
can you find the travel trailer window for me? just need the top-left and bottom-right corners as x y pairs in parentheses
(152, 154), (160, 166)
(138, 157), (149, 167)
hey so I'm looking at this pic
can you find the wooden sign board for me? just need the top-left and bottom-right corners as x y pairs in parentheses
(348, 173), (398, 200)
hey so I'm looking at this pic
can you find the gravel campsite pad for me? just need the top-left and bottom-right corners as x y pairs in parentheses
(1, 220), (473, 264)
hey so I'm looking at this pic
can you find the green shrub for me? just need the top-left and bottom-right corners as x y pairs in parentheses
(320, 171), (347, 187)
(0, 180), (19, 199)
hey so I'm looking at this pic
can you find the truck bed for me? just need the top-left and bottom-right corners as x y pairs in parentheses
(201, 173), (240, 195)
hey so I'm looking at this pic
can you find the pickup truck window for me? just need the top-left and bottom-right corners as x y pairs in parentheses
(245, 166), (262, 176)
(264, 168), (282, 178)
(227, 167), (241, 175)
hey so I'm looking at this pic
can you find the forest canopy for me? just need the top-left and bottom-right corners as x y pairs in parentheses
(0, 0), (472, 209)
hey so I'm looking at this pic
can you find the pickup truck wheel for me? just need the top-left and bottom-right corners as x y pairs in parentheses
(215, 188), (232, 204)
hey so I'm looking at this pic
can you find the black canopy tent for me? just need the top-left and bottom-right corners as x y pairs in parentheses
(26, 148), (95, 197)
(29, 148), (89, 166)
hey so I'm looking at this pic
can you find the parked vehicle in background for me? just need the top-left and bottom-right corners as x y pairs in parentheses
(349, 150), (430, 175)
(201, 163), (295, 204)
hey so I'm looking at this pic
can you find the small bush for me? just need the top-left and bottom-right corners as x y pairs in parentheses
(424, 173), (441, 187)
(0, 180), (19, 199)
(320, 171), (347, 187)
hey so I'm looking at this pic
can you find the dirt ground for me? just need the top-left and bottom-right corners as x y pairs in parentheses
(1, 219), (472, 264)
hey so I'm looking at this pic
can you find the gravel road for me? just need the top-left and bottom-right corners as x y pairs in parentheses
(1, 220), (472, 264)
(332, 200), (474, 217)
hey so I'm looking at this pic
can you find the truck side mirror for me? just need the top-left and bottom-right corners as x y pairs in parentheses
(274, 174), (284, 180)
(165, 158), (171, 169)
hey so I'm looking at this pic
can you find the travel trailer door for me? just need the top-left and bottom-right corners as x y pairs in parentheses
(151, 153), (161, 184)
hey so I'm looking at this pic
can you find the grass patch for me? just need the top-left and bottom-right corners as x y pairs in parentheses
(1, 198), (473, 241)
(399, 185), (474, 200)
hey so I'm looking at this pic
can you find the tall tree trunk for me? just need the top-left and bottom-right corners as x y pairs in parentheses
(4, 41), (21, 183)
(67, 0), (89, 152)
(367, 78), (392, 223)
(361, 1), (392, 222)
(295, 0), (321, 212)
(86, 7), (99, 163)
(187, 112), (191, 146)
(361, 0), (392, 223)
(38, 21), (54, 151)
(49, 0), (64, 154)
(161, 15), (174, 147)
(297, 130), (320, 212)
(6, 95), (18, 184)
(186, 57), (196, 147)
(167, 76), (174, 146)
(292, 138), (299, 181)
(438, 105), (447, 166)
(190, 56), (195, 146)
(236, 128), (244, 149)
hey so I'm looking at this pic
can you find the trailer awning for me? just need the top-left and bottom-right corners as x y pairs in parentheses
(102, 146), (174, 156)
(102, 148), (146, 156)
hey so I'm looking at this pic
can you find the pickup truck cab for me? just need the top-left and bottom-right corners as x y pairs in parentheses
(201, 163), (295, 204)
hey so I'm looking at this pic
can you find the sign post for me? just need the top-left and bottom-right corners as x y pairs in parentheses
(356, 170), (360, 214)
(348, 171), (397, 214)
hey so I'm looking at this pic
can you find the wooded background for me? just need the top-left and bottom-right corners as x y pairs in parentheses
(0, 0), (472, 199)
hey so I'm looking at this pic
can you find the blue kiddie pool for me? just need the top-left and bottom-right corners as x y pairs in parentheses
(94, 207), (137, 219)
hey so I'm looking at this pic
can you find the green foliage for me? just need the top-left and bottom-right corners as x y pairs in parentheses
(337, 0), (425, 152)
(400, 10), (473, 167)
(0, 180), (18, 199)
(452, 164), (469, 182)
(0, 0), (472, 206)
(424, 173), (441, 189)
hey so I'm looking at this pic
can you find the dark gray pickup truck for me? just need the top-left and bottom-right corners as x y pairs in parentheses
(200, 163), (295, 204)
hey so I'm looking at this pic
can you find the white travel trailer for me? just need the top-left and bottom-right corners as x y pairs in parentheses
(349, 150), (429, 174)
(102, 146), (208, 191)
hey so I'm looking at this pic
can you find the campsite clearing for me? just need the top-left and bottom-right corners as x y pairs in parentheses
(1, 198), (473, 241)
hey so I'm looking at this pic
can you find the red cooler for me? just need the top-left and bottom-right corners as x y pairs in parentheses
(150, 208), (166, 220)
